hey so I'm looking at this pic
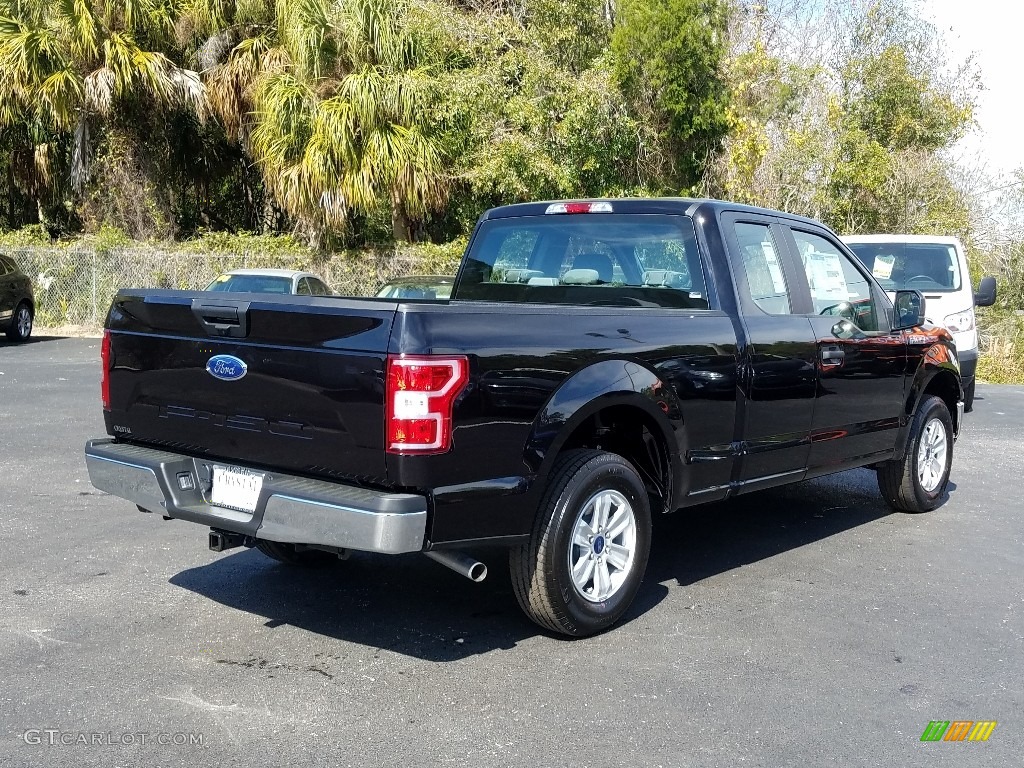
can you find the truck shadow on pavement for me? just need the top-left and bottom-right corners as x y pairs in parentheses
(627, 468), (931, 620)
(169, 468), (944, 661)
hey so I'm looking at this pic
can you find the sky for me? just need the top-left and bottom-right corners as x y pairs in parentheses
(927, 0), (1024, 180)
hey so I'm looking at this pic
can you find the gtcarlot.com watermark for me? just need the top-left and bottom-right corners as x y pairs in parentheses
(23, 730), (204, 747)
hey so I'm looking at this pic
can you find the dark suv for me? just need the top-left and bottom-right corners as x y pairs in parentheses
(0, 255), (34, 342)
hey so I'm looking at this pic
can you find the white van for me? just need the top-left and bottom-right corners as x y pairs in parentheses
(840, 234), (997, 411)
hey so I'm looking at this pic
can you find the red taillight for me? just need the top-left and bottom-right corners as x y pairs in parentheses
(386, 355), (468, 454)
(100, 330), (112, 410)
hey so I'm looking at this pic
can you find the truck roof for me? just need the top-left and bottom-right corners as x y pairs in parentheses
(840, 234), (964, 246)
(479, 198), (830, 229)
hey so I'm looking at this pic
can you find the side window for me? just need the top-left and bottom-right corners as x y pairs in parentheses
(634, 239), (694, 290)
(0, 256), (11, 275)
(309, 279), (329, 296)
(792, 230), (879, 332)
(735, 222), (790, 315)
(296, 278), (312, 295)
(491, 231), (540, 280)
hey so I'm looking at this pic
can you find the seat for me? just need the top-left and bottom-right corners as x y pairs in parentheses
(643, 269), (690, 289)
(643, 269), (669, 286)
(571, 253), (613, 283)
(504, 269), (544, 284)
(561, 269), (601, 285)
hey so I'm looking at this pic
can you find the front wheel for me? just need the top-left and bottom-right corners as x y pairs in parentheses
(510, 450), (652, 637)
(877, 395), (953, 512)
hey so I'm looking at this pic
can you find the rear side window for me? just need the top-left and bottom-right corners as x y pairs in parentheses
(455, 214), (709, 309)
(0, 256), (12, 275)
(734, 222), (791, 315)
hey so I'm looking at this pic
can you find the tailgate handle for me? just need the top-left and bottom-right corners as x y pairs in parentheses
(191, 300), (250, 338)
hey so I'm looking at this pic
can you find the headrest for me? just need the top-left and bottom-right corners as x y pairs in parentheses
(561, 269), (601, 285)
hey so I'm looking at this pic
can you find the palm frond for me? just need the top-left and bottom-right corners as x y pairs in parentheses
(39, 66), (83, 127)
(54, 0), (99, 62)
(196, 26), (238, 70)
(181, 0), (231, 38)
(251, 71), (316, 169)
(0, 24), (68, 92)
(235, 0), (274, 26)
(84, 66), (115, 114)
(277, 0), (335, 80)
(33, 141), (52, 186)
(168, 66), (209, 120)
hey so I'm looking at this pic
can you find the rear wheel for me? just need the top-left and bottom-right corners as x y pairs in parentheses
(510, 449), (652, 637)
(877, 395), (953, 512)
(255, 539), (339, 566)
(6, 302), (32, 342)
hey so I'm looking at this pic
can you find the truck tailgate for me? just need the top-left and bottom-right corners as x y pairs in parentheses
(104, 290), (397, 483)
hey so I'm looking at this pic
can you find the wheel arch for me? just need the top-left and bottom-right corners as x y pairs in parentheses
(896, 354), (962, 458)
(523, 359), (683, 514)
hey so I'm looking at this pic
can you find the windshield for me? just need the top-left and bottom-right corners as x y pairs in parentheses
(454, 214), (709, 309)
(846, 242), (961, 292)
(206, 274), (293, 293)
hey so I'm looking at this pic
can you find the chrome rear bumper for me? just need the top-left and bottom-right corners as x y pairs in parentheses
(84, 439), (427, 554)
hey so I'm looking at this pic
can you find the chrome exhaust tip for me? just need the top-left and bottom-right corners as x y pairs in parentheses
(425, 550), (487, 582)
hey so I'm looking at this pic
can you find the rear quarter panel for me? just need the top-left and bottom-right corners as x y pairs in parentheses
(389, 302), (739, 543)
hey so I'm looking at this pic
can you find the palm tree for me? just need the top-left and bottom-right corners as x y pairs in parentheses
(188, 0), (450, 243)
(0, 0), (207, 197)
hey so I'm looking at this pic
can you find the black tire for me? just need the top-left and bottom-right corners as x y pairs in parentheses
(510, 449), (652, 637)
(254, 539), (338, 566)
(963, 379), (975, 413)
(877, 395), (953, 513)
(5, 302), (32, 342)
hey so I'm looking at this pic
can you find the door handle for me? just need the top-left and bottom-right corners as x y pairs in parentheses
(820, 345), (845, 367)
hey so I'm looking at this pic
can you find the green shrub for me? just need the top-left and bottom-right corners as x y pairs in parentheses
(977, 309), (1024, 384)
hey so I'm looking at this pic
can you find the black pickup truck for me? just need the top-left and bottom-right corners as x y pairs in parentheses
(85, 199), (963, 636)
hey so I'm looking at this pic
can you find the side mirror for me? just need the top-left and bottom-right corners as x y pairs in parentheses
(974, 275), (997, 307)
(893, 289), (925, 331)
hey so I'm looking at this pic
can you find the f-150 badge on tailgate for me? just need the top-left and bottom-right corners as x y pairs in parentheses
(206, 355), (248, 381)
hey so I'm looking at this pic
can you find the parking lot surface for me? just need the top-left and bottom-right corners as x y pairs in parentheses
(1, 337), (1021, 767)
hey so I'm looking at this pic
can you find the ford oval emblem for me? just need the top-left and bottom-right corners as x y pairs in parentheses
(206, 354), (248, 381)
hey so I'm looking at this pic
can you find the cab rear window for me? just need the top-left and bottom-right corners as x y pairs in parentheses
(454, 214), (709, 309)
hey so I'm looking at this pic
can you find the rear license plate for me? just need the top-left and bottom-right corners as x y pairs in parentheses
(211, 465), (264, 512)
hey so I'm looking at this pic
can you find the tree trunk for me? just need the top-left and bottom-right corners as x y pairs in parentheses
(7, 157), (14, 228)
(392, 203), (413, 242)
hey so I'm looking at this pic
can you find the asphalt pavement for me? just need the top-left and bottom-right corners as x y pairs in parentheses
(0, 336), (1021, 767)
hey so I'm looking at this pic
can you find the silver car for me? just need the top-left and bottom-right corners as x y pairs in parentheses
(375, 275), (454, 300)
(206, 269), (332, 295)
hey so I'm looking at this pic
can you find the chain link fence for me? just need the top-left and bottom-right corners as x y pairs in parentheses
(7, 245), (460, 330)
